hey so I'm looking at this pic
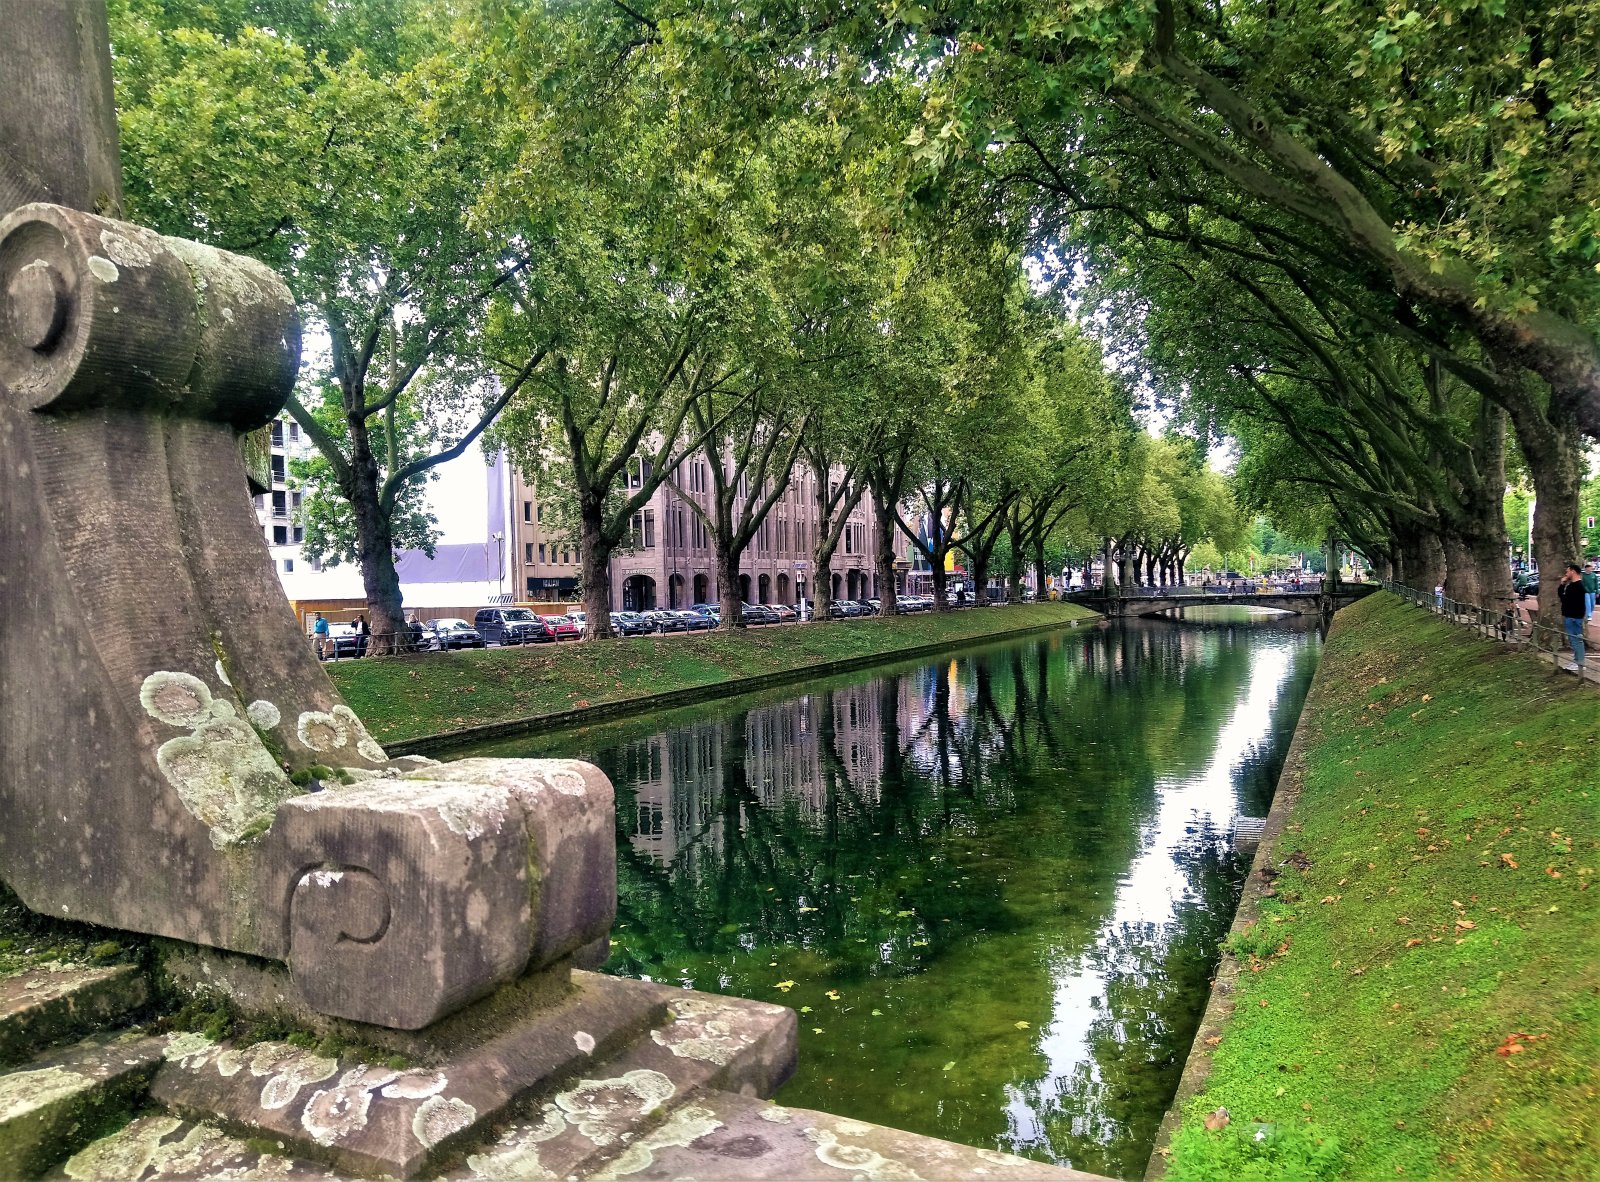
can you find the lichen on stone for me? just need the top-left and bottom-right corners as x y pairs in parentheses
(0, 1063), (88, 1121)
(412, 1094), (476, 1148)
(555, 1069), (676, 1147)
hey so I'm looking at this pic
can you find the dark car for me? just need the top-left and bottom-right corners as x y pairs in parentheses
(610, 611), (653, 636)
(689, 603), (722, 622)
(1514, 570), (1540, 598)
(647, 610), (689, 633)
(324, 623), (366, 658)
(473, 607), (551, 645)
(742, 603), (780, 625)
(829, 600), (862, 618)
(679, 610), (716, 631)
(425, 618), (485, 650)
(853, 599), (878, 616)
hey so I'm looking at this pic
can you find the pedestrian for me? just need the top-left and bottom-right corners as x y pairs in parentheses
(353, 613), (368, 658)
(1584, 559), (1598, 620)
(312, 612), (329, 660)
(1433, 581), (1444, 611)
(1557, 564), (1587, 673)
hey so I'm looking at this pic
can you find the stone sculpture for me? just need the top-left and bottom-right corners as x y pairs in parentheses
(0, 1), (614, 1032)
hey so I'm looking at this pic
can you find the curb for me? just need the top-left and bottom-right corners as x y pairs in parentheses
(383, 610), (1102, 757)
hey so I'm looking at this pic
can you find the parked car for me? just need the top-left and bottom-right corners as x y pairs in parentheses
(324, 623), (366, 658)
(689, 603), (721, 622)
(645, 610), (688, 633)
(425, 618), (486, 650)
(676, 610), (716, 631)
(474, 607), (550, 645)
(771, 603), (798, 623)
(541, 615), (582, 641)
(610, 611), (653, 636)
(853, 599), (878, 616)
(1514, 570), (1540, 597)
(829, 600), (862, 618)
(741, 603), (780, 625)
(566, 610), (588, 637)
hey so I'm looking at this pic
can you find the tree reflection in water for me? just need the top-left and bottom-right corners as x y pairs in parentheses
(460, 608), (1320, 1178)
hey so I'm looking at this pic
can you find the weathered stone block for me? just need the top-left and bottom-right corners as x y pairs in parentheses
(0, 1033), (163, 1177)
(0, 966), (147, 1069)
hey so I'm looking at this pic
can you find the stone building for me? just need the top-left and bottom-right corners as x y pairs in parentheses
(508, 460), (882, 610)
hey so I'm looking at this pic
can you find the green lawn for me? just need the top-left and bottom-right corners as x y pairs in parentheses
(1167, 593), (1599, 1181)
(331, 603), (1098, 746)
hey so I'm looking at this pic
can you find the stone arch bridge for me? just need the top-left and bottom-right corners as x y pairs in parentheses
(1067, 583), (1377, 619)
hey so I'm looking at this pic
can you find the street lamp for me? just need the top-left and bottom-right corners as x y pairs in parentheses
(491, 531), (504, 600)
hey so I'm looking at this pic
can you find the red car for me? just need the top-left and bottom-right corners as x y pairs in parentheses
(541, 615), (582, 641)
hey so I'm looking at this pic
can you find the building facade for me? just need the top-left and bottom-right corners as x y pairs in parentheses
(253, 414), (309, 578)
(508, 460), (882, 611)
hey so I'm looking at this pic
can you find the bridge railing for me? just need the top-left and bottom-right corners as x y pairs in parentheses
(1378, 579), (1589, 674)
(1068, 578), (1328, 599)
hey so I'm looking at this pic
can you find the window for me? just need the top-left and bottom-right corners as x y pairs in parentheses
(283, 558), (294, 573)
(270, 456), (285, 482)
(562, 547), (571, 565)
(527, 576), (537, 598)
(271, 491), (287, 516)
(271, 423), (284, 446)
(291, 491), (302, 511)
(523, 501), (532, 523)
(539, 543), (547, 563)
(536, 503), (544, 523)
(293, 525), (304, 543)
(524, 542), (534, 564)
(643, 509), (655, 548)
(288, 422), (300, 441)
(273, 525), (288, 545)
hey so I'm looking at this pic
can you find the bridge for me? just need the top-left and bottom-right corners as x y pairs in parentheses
(1065, 583), (1377, 618)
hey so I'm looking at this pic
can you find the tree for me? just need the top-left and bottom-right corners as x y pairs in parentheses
(113, 0), (546, 648)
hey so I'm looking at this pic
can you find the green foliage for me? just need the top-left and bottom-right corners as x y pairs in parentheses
(1167, 1122), (1344, 1182)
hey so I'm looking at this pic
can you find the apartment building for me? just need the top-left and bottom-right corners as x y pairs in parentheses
(252, 413), (308, 576)
(509, 459), (882, 610)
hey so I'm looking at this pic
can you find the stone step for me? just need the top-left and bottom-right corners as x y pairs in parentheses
(149, 971), (675, 1178)
(56, 1114), (340, 1180)
(0, 1032), (165, 1177)
(444, 988), (795, 1182)
(0, 966), (148, 1068)
(580, 1088), (1110, 1181)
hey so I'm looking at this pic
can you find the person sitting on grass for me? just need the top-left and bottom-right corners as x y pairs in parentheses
(1557, 564), (1587, 674)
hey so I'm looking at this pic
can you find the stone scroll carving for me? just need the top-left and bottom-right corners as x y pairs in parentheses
(0, 37), (616, 1033)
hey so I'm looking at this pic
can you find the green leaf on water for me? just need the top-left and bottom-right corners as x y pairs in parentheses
(871, 1009), (884, 1017)
(718, 923), (740, 934)
(942, 1061), (956, 1072)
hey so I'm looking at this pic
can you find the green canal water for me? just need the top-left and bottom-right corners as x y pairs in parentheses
(453, 608), (1323, 1178)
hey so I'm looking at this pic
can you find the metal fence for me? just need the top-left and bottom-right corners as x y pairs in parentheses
(1378, 579), (1591, 679)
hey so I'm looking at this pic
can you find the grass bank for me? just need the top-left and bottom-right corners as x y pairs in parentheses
(331, 603), (1098, 749)
(1163, 593), (1598, 1181)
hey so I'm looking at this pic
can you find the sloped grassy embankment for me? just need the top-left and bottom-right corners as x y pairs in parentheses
(332, 603), (1098, 747)
(1165, 593), (1598, 1180)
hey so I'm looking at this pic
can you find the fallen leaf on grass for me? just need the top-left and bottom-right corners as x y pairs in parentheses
(1495, 1032), (1548, 1057)
(1500, 853), (1519, 869)
(1455, 919), (1476, 931)
(1204, 1036), (1222, 1047)
(1406, 938), (1423, 948)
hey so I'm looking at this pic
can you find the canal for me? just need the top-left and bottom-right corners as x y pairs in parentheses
(452, 607), (1323, 1178)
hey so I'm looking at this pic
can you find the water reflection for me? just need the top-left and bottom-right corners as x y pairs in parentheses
(456, 609), (1320, 1177)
